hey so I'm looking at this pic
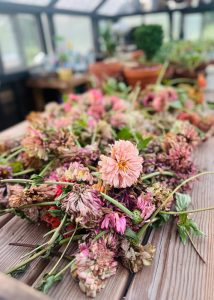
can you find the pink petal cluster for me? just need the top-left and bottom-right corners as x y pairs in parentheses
(137, 192), (156, 220)
(143, 87), (178, 112)
(71, 241), (118, 298)
(64, 162), (93, 184)
(101, 212), (126, 234)
(99, 140), (143, 188)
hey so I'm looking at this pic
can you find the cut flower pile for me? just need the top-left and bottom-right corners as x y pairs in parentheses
(0, 82), (214, 297)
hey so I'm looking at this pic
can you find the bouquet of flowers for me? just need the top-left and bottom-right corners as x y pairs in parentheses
(0, 85), (214, 298)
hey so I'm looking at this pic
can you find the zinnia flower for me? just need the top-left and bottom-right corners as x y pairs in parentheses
(61, 184), (103, 228)
(99, 140), (143, 188)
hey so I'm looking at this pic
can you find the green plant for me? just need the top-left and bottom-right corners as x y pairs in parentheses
(100, 25), (116, 57)
(134, 24), (163, 61)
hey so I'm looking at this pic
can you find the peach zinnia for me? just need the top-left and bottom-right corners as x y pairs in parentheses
(99, 140), (143, 188)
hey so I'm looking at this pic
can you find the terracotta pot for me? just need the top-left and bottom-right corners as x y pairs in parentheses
(89, 62), (123, 81)
(123, 64), (162, 89)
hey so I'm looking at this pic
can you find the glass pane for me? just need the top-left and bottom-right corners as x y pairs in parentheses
(144, 13), (170, 41)
(17, 14), (44, 66)
(172, 11), (181, 40)
(0, 15), (22, 72)
(184, 14), (202, 40)
(1, 0), (51, 6)
(202, 12), (214, 39)
(55, 0), (102, 12)
(54, 15), (94, 55)
(98, 0), (139, 16)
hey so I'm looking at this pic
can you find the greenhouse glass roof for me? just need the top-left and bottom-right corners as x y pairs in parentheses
(0, 0), (213, 16)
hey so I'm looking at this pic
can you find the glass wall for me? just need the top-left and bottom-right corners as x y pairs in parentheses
(183, 13), (203, 40)
(0, 15), (22, 73)
(53, 15), (94, 55)
(17, 14), (44, 67)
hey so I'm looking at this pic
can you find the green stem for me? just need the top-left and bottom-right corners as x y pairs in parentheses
(141, 171), (175, 181)
(7, 214), (67, 274)
(54, 258), (75, 277)
(100, 192), (134, 219)
(48, 224), (77, 275)
(7, 247), (48, 274)
(167, 78), (196, 85)
(137, 171), (214, 239)
(0, 178), (74, 187)
(59, 234), (85, 245)
(39, 160), (55, 177)
(13, 168), (35, 177)
(5, 148), (23, 162)
(156, 60), (169, 85)
(0, 201), (57, 215)
(161, 206), (214, 215)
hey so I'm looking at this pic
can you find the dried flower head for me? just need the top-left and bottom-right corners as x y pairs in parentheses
(0, 165), (12, 180)
(99, 140), (143, 188)
(61, 184), (103, 228)
(64, 162), (93, 184)
(137, 192), (156, 220)
(71, 240), (117, 298)
(101, 211), (126, 234)
(120, 239), (155, 273)
(8, 184), (26, 208)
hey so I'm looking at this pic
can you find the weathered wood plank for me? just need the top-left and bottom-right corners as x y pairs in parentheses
(0, 121), (28, 142)
(0, 272), (50, 300)
(0, 216), (49, 284)
(126, 137), (214, 300)
(33, 257), (129, 300)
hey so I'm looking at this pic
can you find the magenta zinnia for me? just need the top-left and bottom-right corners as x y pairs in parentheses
(99, 140), (143, 188)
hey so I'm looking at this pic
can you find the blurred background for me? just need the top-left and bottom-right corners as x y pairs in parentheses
(0, 0), (214, 131)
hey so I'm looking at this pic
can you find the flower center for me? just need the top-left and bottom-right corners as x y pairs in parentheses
(118, 160), (128, 171)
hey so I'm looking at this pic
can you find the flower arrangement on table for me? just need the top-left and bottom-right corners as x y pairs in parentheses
(0, 84), (214, 298)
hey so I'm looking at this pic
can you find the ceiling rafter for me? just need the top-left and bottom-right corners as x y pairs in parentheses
(93, 0), (107, 13)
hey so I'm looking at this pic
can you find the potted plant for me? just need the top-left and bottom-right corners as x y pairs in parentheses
(123, 24), (163, 89)
(89, 25), (122, 82)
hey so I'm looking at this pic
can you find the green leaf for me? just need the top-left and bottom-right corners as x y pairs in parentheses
(125, 228), (139, 243)
(189, 219), (204, 236)
(117, 127), (133, 140)
(169, 100), (182, 109)
(48, 209), (63, 217)
(177, 224), (188, 244)
(175, 193), (191, 212)
(152, 214), (170, 228)
(10, 263), (29, 278)
(137, 136), (153, 151)
(30, 174), (44, 185)
(37, 274), (62, 294)
(10, 161), (23, 173)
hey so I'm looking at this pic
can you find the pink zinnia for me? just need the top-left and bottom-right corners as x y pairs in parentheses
(101, 212), (126, 234)
(137, 192), (156, 220)
(99, 140), (143, 188)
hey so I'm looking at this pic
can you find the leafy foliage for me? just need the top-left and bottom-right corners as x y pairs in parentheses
(175, 193), (203, 244)
(134, 24), (163, 61)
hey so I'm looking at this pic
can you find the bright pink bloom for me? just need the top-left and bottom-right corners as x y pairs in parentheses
(99, 140), (143, 188)
(137, 192), (156, 220)
(101, 212), (126, 234)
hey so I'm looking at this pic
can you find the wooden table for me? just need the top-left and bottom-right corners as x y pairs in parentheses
(27, 74), (89, 111)
(0, 121), (214, 300)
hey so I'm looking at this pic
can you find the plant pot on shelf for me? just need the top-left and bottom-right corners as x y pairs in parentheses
(57, 68), (73, 81)
(123, 64), (162, 89)
(169, 62), (208, 79)
(89, 61), (123, 81)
